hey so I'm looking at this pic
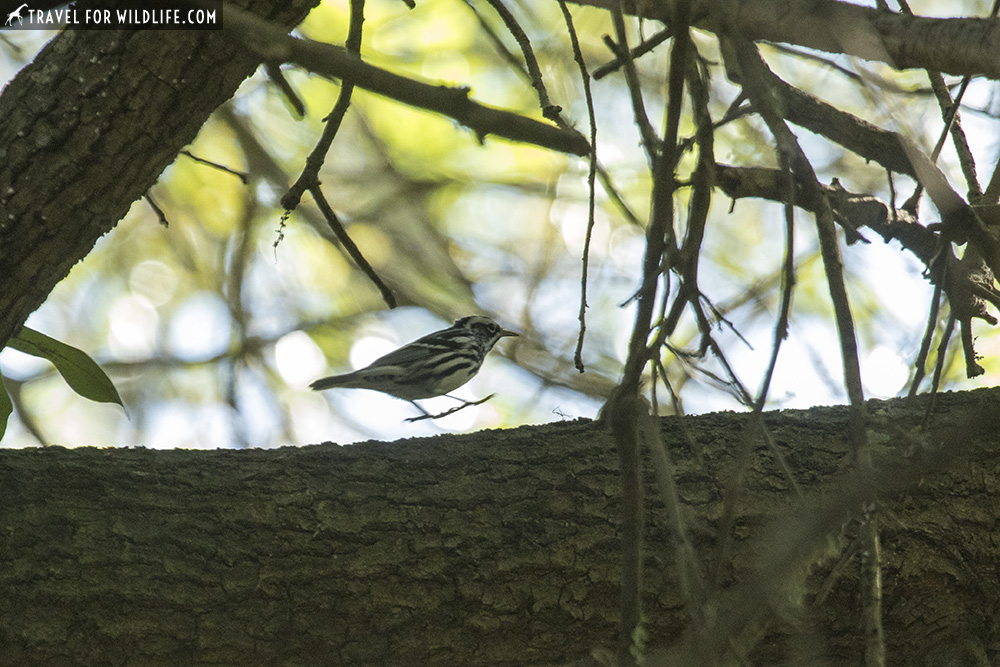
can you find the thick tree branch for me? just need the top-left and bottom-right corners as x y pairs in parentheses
(767, 75), (918, 178)
(718, 166), (938, 262)
(2, 389), (1000, 664)
(573, 0), (1000, 78)
(220, 5), (591, 156)
(717, 165), (1000, 377)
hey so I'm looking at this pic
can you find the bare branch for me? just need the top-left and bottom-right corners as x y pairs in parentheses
(478, 0), (561, 120)
(608, 3), (660, 164)
(573, 0), (1000, 78)
(220, 4), (590, 156)
(404, 394), (495, 422)
(282, 0), (365, 213)
(557, 0), (599, 374)
(310, 187), (397, 308)
(721, 35), (869, 465)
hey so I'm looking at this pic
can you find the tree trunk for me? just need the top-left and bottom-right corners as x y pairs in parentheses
(0, 0), (319, 349)
(1, 387), (998, 666)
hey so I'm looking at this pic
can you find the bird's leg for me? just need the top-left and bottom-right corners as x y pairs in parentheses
(407, 400), (431, 417)
(404, 394), (496, 422)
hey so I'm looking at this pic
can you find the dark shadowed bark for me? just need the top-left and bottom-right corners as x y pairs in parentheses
(1, 387), (998, 666)
(0, 0), (320, 348)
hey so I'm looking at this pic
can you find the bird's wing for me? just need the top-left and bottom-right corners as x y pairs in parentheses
(363, 331), (447, 369)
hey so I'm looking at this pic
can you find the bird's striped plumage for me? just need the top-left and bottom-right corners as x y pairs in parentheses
(310, 316), (517, 401)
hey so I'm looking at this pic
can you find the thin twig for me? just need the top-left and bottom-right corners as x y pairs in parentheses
(922, 312), (956, 429)
(143, 193), (169, 227)
(479, 0), (561, 120)
(897, 0), (980, 200)
(812, 534), (861, 608)
(909, 283), (943, 398)
(592, 28), (671, 80)
(462, 1), (640, 225)
(557, 0), (599, 374)
(277, 0), (395, 309)
(609, 5), (659, 164)
(724, 40), (877, 661)
(404, 394), (495, 422)
(665, 53), (715, 354)
(180, 150), (250, 184)
(310, 186), (397, 308)
(282, 0), (365, 212)
(754, 159), (796, 410)
(600, 4), (679, 661)
(221, 4), (590, 156)
(602, 5), (693, 662)
(727, 36), (867, 444)
(264, 63), (306, 118)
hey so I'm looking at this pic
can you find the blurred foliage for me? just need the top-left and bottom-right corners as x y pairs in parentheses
(0, 0), (998, 447)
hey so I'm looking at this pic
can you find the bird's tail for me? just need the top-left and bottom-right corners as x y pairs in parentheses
(309, 373), (357, 391)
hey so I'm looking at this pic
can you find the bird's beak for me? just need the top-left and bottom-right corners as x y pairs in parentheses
(500, 328), (519, 338)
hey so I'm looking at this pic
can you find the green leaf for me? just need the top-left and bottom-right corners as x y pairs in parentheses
(9, 327), (125, 409)
(0, 373), (12, 441)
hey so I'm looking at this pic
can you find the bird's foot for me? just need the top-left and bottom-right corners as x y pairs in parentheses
(404, 394), (496, 422)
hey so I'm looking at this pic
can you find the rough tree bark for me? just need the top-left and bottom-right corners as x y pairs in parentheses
(1, 0), (997, 351)
(3, 5), (1000, 664)
(0, 0), (320, 349)
(1, 387), (998, 666)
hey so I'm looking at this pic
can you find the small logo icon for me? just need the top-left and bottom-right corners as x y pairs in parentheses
(5, 3), (29, 26)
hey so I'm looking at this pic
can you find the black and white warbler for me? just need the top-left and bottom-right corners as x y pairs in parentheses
(310, 316), (518, 406)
